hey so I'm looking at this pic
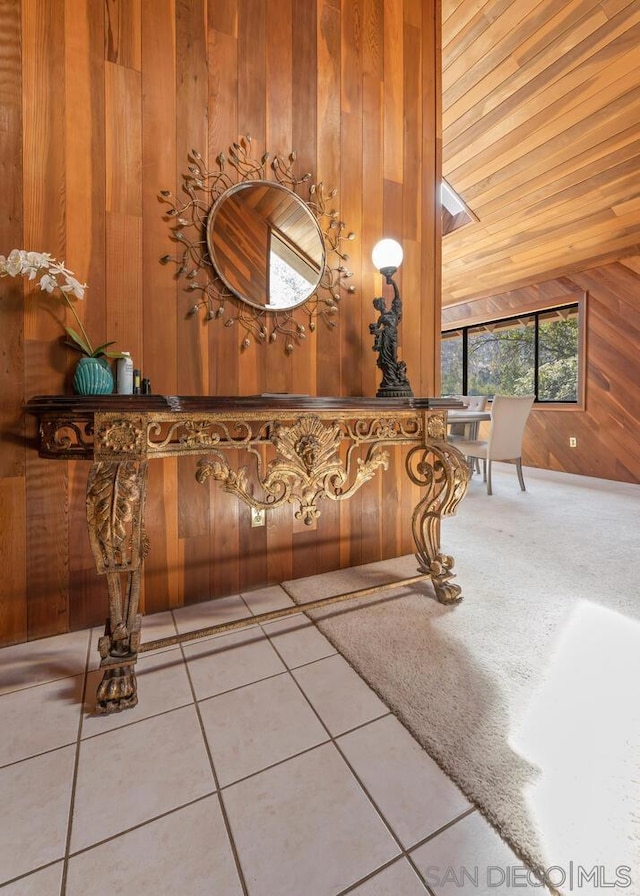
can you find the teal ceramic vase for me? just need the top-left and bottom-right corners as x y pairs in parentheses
(73, 357), (114, 395)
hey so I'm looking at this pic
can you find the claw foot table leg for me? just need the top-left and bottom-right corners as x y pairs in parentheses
(86, 461), (148, 713)
(405, 442), (470, 604)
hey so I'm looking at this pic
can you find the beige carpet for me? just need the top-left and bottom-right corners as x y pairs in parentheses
(284, 465), (640, 895)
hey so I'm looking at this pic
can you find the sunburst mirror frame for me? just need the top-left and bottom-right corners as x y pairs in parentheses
(160, 136), (356, 352)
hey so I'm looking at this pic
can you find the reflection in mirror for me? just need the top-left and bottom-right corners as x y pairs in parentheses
(207, 181), (325, 310)
(160, 137), (356, 352)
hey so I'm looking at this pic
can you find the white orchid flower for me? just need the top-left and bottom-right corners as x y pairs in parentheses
(0, 249), (115, 358)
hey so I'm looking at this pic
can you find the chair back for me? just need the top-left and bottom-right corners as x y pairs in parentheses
(448, 395), (488, 437)
(488, 395), (534, 460)
(464, 395), (487, 411)
(450, 394), (487, 410)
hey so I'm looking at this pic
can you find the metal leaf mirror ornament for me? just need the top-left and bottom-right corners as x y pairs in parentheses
(160, 136), (356, 351)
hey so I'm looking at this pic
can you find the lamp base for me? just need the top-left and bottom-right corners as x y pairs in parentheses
(376, 384), (414, 399)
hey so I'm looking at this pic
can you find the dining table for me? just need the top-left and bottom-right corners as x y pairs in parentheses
(447, 408), (491, 439)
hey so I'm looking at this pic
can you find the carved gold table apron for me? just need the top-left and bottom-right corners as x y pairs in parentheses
(26, 395), (470, 713)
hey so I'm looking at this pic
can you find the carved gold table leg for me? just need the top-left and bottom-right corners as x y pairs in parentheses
(86, 460), (149, 713)
(406, 441), (470, 604)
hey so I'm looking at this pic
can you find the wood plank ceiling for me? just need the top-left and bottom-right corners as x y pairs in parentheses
(441, 0), (640, 306)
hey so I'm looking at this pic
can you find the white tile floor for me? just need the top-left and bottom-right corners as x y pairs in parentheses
(0, 565), (545, 896)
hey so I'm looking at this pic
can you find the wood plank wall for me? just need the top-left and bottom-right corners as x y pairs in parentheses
(442, 258), (640, 484)
(0, 0), (442, 645)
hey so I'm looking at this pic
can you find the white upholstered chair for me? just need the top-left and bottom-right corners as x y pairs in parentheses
(448, 394), (488, 439)
(452, 394), (534, 495)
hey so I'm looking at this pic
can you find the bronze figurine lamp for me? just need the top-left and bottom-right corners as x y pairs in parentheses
(369, 239), (414, 398)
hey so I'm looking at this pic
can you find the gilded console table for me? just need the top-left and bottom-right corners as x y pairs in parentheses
(26, 395), (469, 713)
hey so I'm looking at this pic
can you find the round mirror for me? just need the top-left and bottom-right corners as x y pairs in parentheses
(206, 180), (326, 310)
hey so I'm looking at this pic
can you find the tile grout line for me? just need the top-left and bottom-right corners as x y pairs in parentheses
(192, 607), (419, 891)
(174, 597), (415, 890)
(59, 795), (230, 868)
(9, 595), (493, 894)
(59, 628), (94, 896)
(330, 730), (461, 896)
(335, 854), (435, 896)
(53, 614), (245, 883)
(406, 804), (477, 854)
(258, 621), (423, 885)
(176, 612), (251, 896)
(60, 623), (219, 869)
(0, 640), (95, 700)
(62, 793), (217, 862)
(1, 863), (62, 892)
(274, 598), (549, 889)
(262, 613), (478, 896)
(2, 573), (561, 893)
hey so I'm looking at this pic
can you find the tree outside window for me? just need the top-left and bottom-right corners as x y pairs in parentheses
(441, 304), (579, 402)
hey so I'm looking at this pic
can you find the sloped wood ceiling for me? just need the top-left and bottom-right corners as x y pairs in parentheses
(441, 0), (640, 306)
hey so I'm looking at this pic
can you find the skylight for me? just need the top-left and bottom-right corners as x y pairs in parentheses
(441, 179), (476, 235)
(441, 180), (466, 215)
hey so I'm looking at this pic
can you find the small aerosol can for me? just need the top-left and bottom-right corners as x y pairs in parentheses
(116, 353), (134, 394)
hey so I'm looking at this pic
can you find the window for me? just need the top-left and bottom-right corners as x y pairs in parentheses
(441, 304), (580, 403)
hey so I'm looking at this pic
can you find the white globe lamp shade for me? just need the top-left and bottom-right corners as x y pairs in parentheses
(371, 239), (403, 272)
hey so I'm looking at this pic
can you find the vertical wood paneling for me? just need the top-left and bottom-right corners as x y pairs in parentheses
(265, 503), (294, 588)
(68, 460), (103, 631)
(65, 0), (107, 371)
(0, 478), (27, 645)
(210, 485), (240, 600)
(292, 521), (320, 581)
(237, 0), (267, 395)
(174, 0), (211, 608)
(105, 214), (144, 360)
(105, 63), (142, 216)
(383, 0), (403, 183)
(105, 43), (143, 359)
(22, 0), (66, 345)
(382, 445), (402, 560)
(265, 0), (293, 394)
(238, 516), (268, 592)
(315, 0), (341, 399)
(421, 0), (441, 396)
(141, 0), (179, 612)
(206, 1), (242, 604)
(340, 0), (366, 566)
(0, 0), (25, 484)
(25, 451), (69, 638)
(237, 0), (266, 140)
(22, 0), (70, 640)
(401, 5), (425, 396)
(290, 0), (317, 397)
(340, 6), (364, 401)
(316, 0), (342, 581)
(208, 0), (239, 399)
(1, 0), (443, 645)
(266, 0), (293, 153)
(359, 0), (385, 564)
(105, 0), (142, 69)
(176, 0), (208, 397)
(183, 534), (211, 605)
(361, 70), (383, 400)
(0, 2), (27, 646)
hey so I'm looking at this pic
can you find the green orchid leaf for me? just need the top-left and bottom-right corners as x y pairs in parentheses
(63, 327), (93, 356)
(64, 329), (119, 358)
(91, 341), (118, 356)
